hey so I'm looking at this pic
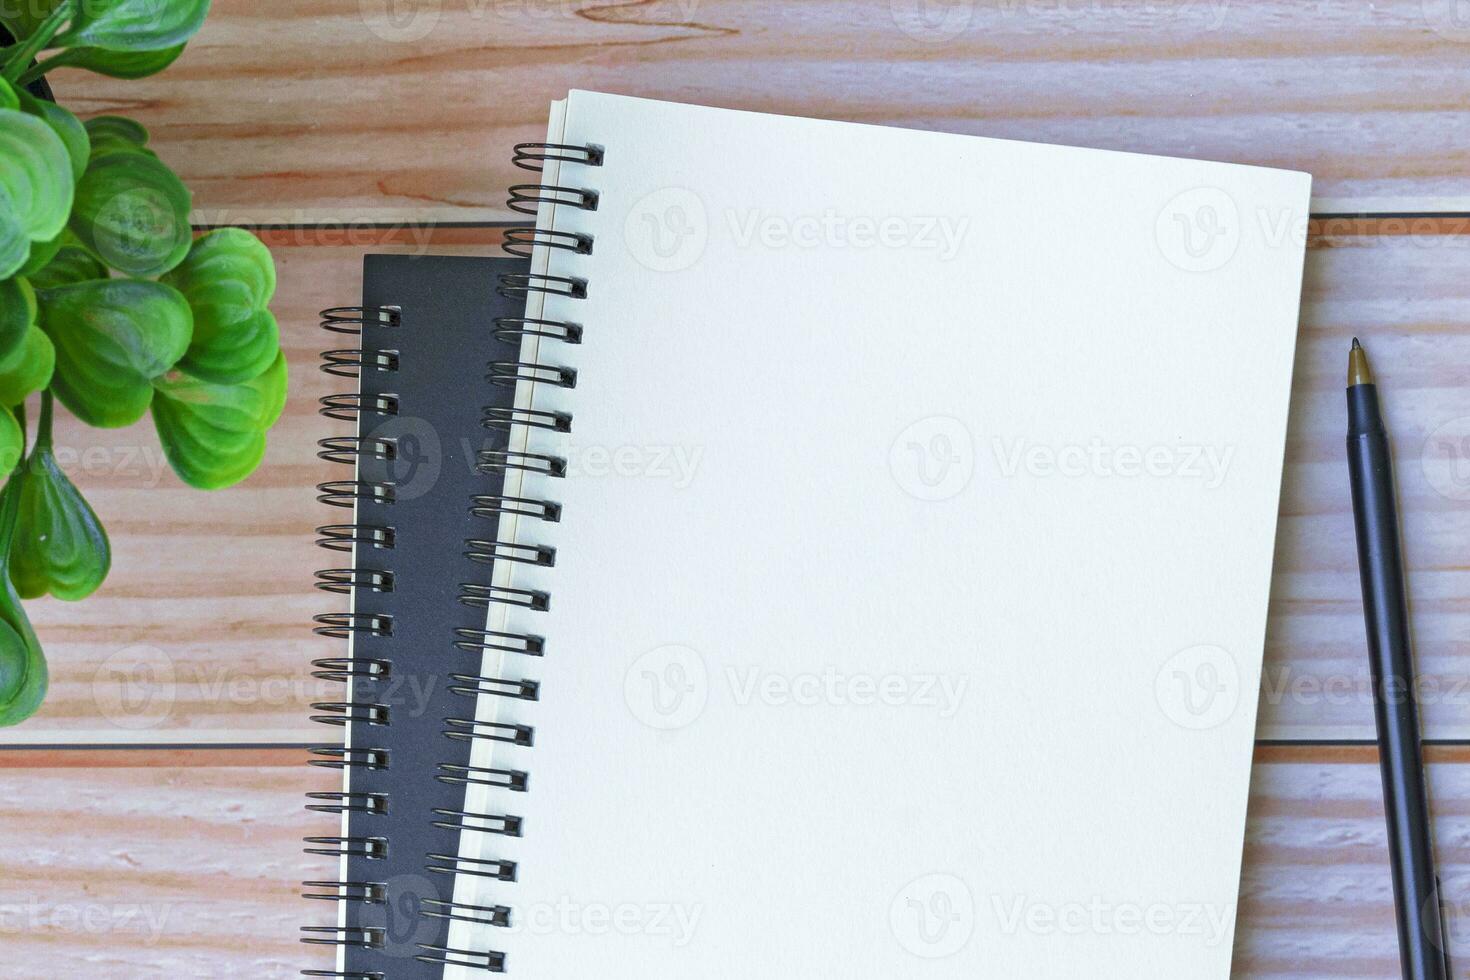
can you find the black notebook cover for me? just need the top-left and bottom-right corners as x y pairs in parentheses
(306, 253), (527, 977)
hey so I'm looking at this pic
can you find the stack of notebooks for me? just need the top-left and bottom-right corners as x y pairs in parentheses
(303, 91), (1311, 979)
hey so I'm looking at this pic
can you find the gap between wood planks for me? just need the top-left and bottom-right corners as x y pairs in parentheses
(6, 743), (1470, 767)
(196, 217), (1470, 250)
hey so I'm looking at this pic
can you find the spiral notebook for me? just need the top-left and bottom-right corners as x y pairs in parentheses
(346, 93), (1311, 978)
(304, 254), (531, 976)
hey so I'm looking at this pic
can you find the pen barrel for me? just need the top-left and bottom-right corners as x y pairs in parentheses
(1346, 383), (1449, 980)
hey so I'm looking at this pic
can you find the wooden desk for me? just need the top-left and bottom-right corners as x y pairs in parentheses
(3, 1), (1469, 975)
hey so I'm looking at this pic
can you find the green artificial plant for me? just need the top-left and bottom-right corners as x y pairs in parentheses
(0, 0), (285, 726)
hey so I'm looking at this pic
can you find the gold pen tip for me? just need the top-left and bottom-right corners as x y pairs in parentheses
(1348, 337), (1373, 386)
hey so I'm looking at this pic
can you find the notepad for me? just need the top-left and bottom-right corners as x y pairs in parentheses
(436, 92), (1310, 978)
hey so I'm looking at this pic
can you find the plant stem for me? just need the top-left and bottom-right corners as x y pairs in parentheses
(0, 1), (72, 84)
(34, 392), (50, 454)
(16, 51), (70, 86)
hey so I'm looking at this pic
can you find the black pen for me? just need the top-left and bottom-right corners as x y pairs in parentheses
(1346, 337), (1451, 980)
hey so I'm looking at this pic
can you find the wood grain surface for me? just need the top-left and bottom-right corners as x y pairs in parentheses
(5, 4), (1470, 976)
(41, 0), (1470, 223)
(5, 225), (1468, 743)
(1, 748), (1467, 978)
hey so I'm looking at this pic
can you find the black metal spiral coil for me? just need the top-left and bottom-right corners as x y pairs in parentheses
(305, 307), (400, 972)
(320, 306), (400, 335)
(320, 348), (399, 378)
(492, 316), (583, 345)
(414, 140), (601, 975)
(512, 141), (604, 171)
(414, 942), (506, 973)
(319, 392), (399, 422)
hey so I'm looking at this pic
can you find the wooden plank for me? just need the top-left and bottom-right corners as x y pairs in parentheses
(41, 0), (1470, 223)
(0, 749), (1462, 977)
(3, 225), (1467, 743)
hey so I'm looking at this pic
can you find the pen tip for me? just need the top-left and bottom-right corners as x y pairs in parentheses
(1348, 337), (1372, 386)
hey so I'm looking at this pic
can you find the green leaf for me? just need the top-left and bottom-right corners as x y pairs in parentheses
(0, 327), (55, 406)
(0, 277), (36, 363)
(84, 115), (150, 154)
(41, 41), (185, 78)
(151, 349), (286, 488)
(16, 92), (89, 182)
(0, 78), (17, 111)
(0, 404), (19, 473)
(26, 242), (107, 290)
(0, 109), (74, 278)
(70, 149), (191, 278)
(162, 228), (278, 383)
(0, 1), (55, 39)
(0, 470), (48, 728)
(12, 416), (110, 601)
(17, 228), (64, 278)
(55, 0), (209, 52)
(39, 278), (192, 427)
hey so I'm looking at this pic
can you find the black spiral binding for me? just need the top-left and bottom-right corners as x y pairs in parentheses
(303, 305), (400, 966)
(413, 140), (603, 975)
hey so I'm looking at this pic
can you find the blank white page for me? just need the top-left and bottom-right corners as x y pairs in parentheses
(448, 91), (1310, 979)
